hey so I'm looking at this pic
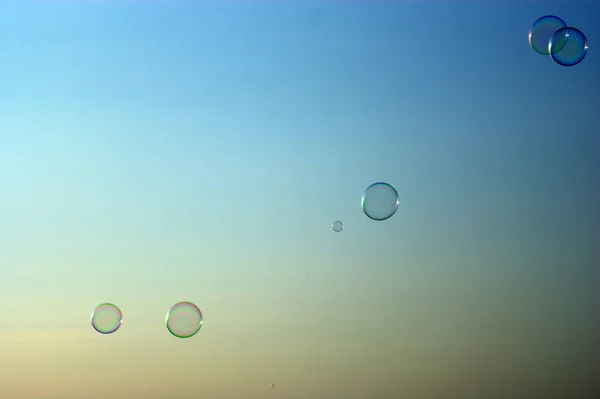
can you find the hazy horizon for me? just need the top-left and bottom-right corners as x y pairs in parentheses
(0, 0), (599, 398)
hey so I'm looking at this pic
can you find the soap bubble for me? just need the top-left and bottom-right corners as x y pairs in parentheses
(361, 182), (399, 221)
(332, 221), (344, 232)
(166, 301), (203, 339)
(529, 15), (567, 55)
(91, 303), (123, 335)
(550, 27), (588, 66)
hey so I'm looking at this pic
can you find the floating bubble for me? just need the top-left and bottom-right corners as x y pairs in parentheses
(91, 303), (122, 334)
(550, 27), (588, 66)
(166, 301), (203, 339)
(529, 15), (567, 55)
(361, 182), (399, 221)
(332, 220), (344, 232)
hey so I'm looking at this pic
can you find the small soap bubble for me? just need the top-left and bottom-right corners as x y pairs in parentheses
(332, 221), (344, 232)
(91, 303), (123, 335)
(361, 182), (399, 221)
(550, 27), (588, 66)
(166, 301), (203, 339)
(529, 15), (567, 55)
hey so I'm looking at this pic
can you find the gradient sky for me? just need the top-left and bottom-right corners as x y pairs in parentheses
(0, 1), (599, 398)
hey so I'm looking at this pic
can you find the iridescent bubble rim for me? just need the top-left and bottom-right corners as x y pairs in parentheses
(91, 303), (123, 335)
(549, 27), (589, 67)
(528, 15), (567, 56)
(166, 301), (203, 338)
(361, 181), (400, 221)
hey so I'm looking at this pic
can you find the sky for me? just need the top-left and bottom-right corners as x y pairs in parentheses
(0, 0), (599, 398)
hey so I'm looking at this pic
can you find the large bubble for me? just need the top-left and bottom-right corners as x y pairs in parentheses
(166, 301), (203, 339)
(550, 27), (588, 66)
(529, 15), (567, 56)
(91, 303), (123, 335)
(361, 182), (399, 221)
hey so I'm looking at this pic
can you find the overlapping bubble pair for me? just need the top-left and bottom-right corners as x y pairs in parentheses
(90, 301), (203, 339)
(529, 15), (588, 67)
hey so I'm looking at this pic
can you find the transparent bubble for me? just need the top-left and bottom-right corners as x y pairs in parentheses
(332, 220), (344, 232)
(361, 182), (399, 221)
(529, 15), (567, 55)
(166, 301), (203, 339)
(91, 303), (123, 335)
(550, 27), (588, 66)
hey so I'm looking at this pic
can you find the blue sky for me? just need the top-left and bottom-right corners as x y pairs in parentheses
(0, 1), (599, 398)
